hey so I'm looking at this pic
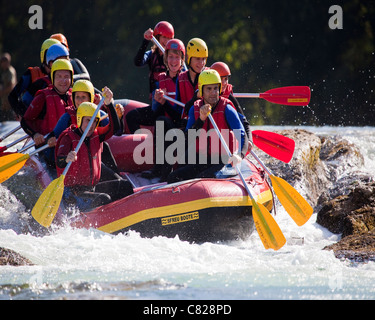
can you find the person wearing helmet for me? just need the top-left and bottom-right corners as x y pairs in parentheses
(126, 38), (185, 135)
(45, 43), (70, 68)
(175, 38), (208, 119)
(55, 98), (133, 210)
(134, 21), (174, 98)
(210, 62), (252, 144)
(17, 42), (71, 114)
(8, 38), (60, 118)
(50, 82), (120, 174)
(21, 59), (74, 165)
(48, 79), (97, 141)
(167, 69), (247, 184)
(50, 33), (90, 82)
(153, 38), (186, 119)
(127, 39), (186, 181)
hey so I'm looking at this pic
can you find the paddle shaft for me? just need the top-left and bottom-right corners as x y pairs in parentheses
(250, 150), (274, 176)
(207, 114), (255, 199)
(207, 113), (285, 250)
(0, 143), (50, 175)
(0, 125), (22, 142)
(0, 134), (29, 153)
(233, 93), (260, 98)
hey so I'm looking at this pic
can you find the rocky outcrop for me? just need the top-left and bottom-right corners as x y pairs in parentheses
(259, 129), (373, 261)
(259, 129), (365, 208)
(317, 183), (375, 262)
(0, 248), (33, 266)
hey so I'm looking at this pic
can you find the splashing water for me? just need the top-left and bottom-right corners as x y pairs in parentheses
(1, 123), (375, 300)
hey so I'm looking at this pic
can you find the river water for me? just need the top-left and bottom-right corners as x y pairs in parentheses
(0, 122), (375, 301)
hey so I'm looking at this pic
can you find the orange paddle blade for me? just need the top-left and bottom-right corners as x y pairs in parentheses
(0, 153), (30, 183)
(251, 199), (286, 250)
(270, 175), (313, 226)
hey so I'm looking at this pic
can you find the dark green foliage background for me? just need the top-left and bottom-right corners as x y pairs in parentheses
(1, 0), (374, 126)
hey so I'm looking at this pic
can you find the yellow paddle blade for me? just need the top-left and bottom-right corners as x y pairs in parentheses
(0, 153), (30, 183)
(32, 175), (65, 228)
(251, 199), (286, 250)
(270, 175), (313, 226)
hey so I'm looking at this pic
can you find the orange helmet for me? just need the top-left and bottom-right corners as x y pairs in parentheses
(154, 21), (174, 39)
(210, 62), (231, 77)
(50, 33), (69, 51)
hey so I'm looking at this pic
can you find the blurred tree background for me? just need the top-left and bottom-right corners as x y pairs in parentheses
(0, 0), (374, 126)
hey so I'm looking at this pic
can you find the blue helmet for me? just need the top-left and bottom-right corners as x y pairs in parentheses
(46, 43), (69, 65)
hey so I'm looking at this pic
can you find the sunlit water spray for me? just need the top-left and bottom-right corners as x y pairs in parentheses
(0, 123), (375, 300)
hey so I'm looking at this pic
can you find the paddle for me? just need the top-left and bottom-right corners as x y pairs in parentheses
(166, 87), (312, 106)
(163, 95), (295, 162)
(234, 86), (311, 106)
(0, 144), (50, 183)
(252, 130), (295, 163)
(31, 98), (105, 228)
(207, 113), (285, 250)
(0, 134), (29, 155)
(250, 150), (313, 226)
(0, 125), (22, 143)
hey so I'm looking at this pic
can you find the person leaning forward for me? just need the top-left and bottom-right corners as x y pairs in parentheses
(55, 99), (133, 210)
(21, 59), (74, 165)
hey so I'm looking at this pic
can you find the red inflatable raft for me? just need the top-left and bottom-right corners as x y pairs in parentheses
(19, 98), (274, 243)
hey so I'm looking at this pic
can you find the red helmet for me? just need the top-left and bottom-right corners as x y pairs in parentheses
(210, 62), (231, 77)
(154, 21), (174, 38)
(165, 39), (185, 57)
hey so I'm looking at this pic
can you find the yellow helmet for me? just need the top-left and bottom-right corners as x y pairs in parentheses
(51, 59), (74, 86)
(40, 38), (60, 64)
(76, 102), (100, 128)
(198, 69), (222, 97)
(72, 80), (95, 104)
(186, 38), (208, 65)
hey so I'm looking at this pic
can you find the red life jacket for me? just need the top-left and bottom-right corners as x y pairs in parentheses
(158, 72), (177, 118)
(221, 83), (233, 99)
(193, 97), (236, 159)
(158, 72), (177, 99)
(55, 126), (102, 187)
(177, 71), (197, 104)
(30, 86), (73, 135)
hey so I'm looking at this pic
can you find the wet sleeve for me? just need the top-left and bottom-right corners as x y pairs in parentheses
(56, 134), (73, 168)
(52, 113), (72, 139)
(185, 106), (204, 131)
(97, 102), (120, 142)
(8, 73), (30, 116)
(134, 40), (152, 67)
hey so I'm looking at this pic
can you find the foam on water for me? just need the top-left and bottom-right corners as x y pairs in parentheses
(1, 123), (375, 300)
